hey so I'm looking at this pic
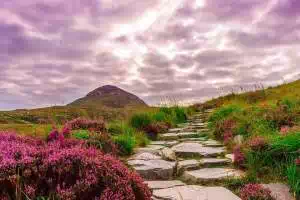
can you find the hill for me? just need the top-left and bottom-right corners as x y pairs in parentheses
(69, 85), (147, 108)
(195, 79), (300, 110)
(0, 85), (148, 124)
(193, 79), (300, 197)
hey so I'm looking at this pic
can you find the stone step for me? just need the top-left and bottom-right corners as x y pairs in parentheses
(171, 142), (226, 158)
(202, 140), (224, 147)
(199, 158), (231, 167)
(159, 132), (203, 141)
(152, 186), (241, 200)
(145, 180), (186, 190)
(178, 137), (208, 142)
(136, 145), (165, 154)
(150, 141), (179, 147)
(128, 159), (176, 180)
(183, 168), (244, 183)
(168, 128), (184, 133)
(177, 160), (201, 175)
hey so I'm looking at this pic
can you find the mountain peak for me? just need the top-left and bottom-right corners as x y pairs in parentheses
(86, 85), (124, 97)
(69, 85), (147, 108)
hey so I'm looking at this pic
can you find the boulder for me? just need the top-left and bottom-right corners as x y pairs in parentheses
(261, 183), (294, 200)
(160, 148), (177, 161)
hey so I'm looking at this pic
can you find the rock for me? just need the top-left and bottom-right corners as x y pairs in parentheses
(202, 140), (223, 147)
(129, 152), (162, 161)
(261, 184), (294, 200)
(225, 154), (234, 162)
(168, 128), (183, 133)
(159, 132), (202, 140)
(161, 148), (177, 161)
(177, 160), (200, 174)
(145, 180), (186, 190)
(150, 141), (179, 147)
(234, 135), (244, 145)
(183, 168), (244, 183)
(153, 186), (241, 200)
(178, 137), (208, 142)
(200, 158), (230, 166)
(136, 145), (165, 154)
(171, 143), (225, 158)
(128, 159), (176, 180)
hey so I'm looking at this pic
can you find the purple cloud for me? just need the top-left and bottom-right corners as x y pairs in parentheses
(0, 0), (300, 109)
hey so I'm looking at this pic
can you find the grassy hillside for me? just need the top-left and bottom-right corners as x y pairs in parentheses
(195, 79), (300, 110)
(194, 79), (300, 198)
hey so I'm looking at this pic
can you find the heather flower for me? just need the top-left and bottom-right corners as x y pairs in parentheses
(65, 118), (105, 132)
(0, 132), (151, 200)
(280, 126), (290, 136)
(61, 125), (71, 137)
(295, 158), (300, 166)
(248, 136), (268, 151)
(240, 184), (274, 200)
(223, 130), (233, 144)
(233, 145), (246, 167)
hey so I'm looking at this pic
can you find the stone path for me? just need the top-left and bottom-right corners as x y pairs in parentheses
(127, 109), (293, 200)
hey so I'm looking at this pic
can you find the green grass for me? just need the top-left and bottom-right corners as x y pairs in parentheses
(196, 79), (300, 198)
(72, 130), (90, 140)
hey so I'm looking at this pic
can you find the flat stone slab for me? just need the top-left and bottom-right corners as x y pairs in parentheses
(153, 186), (241, 200)
(145, 180), (186, 190)
(177, 160), (200, 174)
(202, 140), (223, 147)
(261, 184), (294, 200)
(172, 143), (225, 158)
(128, 159), (176, 180)
(200, 158), (230, 166)
(183, 168), (244, 182)
(159, 132), (201, 140)
(168, 128), (183, 133)
(151, 141), (179, 147)
(129, 152), (162, 161)
(136, 145), (165, 154)
(178, 137), (208, 142)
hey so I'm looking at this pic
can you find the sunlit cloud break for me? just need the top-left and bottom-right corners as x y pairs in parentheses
(0, 0), (300, 110)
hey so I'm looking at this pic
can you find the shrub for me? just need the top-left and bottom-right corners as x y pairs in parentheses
(143, 122), (170, 140)
(0, 132), (152, 200)
(114, 134), (136, 156)
(66, 118), (105, 132)
(248, 136), (268, 151)
(240, 184), (274, 200)
(72, 130), (90, 140)
(86, 132), (118, 155)
(130, 113), (152, 130)
(233, 145), (246, 167)
(209, 104), (242, 126)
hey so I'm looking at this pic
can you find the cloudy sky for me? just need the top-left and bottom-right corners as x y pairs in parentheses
(1, 0), (300, 110)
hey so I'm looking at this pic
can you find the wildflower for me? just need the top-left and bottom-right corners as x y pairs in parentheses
(248, 136), (267, 151)
(233, 145), (246, 167)
(240, 184), (274, 200)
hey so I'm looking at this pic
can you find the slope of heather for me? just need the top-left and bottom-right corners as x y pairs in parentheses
(69, 85), (147, 108)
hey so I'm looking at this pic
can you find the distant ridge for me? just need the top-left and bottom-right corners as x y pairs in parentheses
(68, 85), (147, 108)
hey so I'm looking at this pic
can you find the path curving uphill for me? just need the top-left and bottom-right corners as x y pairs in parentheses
(128, 109), (245, 200)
